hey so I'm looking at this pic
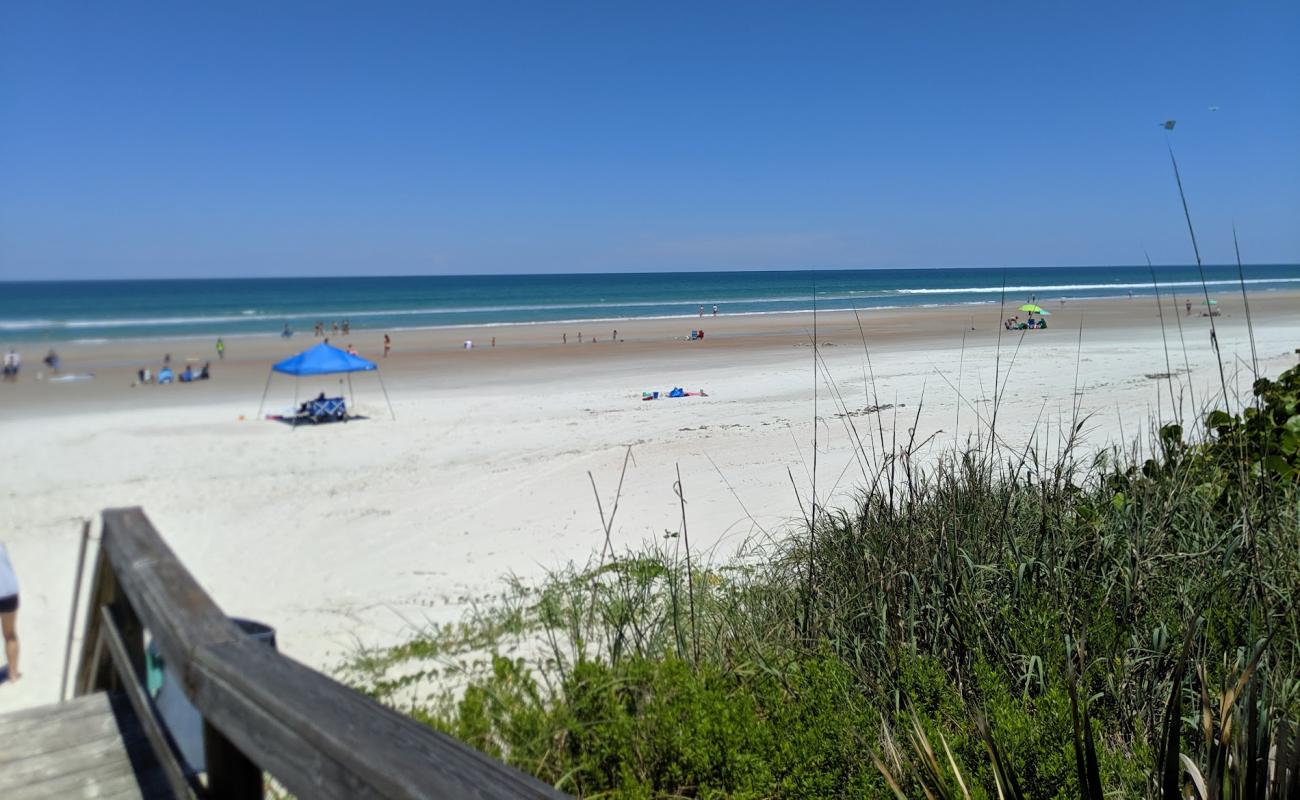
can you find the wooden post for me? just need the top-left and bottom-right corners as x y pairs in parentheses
(75, 548), (118, 695)
(204, 721), (264, 799)
(60, 519), (92, 701)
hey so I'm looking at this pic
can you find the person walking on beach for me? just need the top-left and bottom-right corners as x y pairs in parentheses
(612, 329), (617, 341)
(712, 305), (718, 316)
(216, 338), (225, 360)
(1185, 299), (1192, 316)
(342, 320), (350, 335)
(2, 349), (18, 382)
(0, 541), (21, 684)
(563, 332), (567, 344)
(383, 334), (391, 357)
(698, 305), (704, 317)
(491, 336), (496, 348)
(332, 321), (339, 336)
(577, 332), (582, 343)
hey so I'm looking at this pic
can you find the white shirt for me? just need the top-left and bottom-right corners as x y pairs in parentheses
(0, 542), (17, 599)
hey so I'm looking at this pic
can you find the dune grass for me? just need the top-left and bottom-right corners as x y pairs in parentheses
(343, 360), (1300, 798)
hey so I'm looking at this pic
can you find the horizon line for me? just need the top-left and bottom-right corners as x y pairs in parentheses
(3, 261), (1298, 284)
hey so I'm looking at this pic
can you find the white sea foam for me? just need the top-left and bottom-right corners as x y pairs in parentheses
(2, 276), (1296, 336)
(895, 278), (1300, 294)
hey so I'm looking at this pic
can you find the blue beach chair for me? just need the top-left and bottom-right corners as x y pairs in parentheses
(294, 396), (347, 425)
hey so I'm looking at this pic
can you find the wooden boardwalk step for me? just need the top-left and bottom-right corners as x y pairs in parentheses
(0, 692), (175, 799)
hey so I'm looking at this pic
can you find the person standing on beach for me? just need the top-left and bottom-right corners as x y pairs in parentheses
(577, 332), (582, 342)
(563, 332), (567, 344)
(216, 338), (225, 360)
(383, 334), (391, 357)
(712, 305), (718, 316)
(698, 305), (704, 317)
(343, 320), (350, 335)
(2, 349), (18, 382)
(0, 541), (20, 684)
(1185, 299), (1192, 316)
(612, 329), (617, 341)
(491, 336), (496, 348)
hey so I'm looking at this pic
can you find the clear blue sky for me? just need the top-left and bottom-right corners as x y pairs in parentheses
(2, 1), (1297, 279)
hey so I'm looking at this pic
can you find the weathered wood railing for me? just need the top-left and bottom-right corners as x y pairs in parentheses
(75, 507), (569, 799)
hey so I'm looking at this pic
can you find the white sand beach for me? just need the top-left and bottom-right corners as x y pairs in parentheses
(2, 294), (1297, 712)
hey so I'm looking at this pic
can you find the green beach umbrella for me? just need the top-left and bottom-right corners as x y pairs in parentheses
(1018, 304), (1044, 313)
(1201, 299), (1218, 305)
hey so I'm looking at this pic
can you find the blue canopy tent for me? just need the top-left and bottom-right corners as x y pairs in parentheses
(256, 343), (395, 424)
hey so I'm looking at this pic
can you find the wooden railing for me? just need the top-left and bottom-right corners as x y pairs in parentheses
(75, 507), (569, 799)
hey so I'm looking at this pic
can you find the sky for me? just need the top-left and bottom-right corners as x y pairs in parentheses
(1, 1), (1297, 279)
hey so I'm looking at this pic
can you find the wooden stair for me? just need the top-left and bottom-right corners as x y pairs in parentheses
(0, 691), (174, 799)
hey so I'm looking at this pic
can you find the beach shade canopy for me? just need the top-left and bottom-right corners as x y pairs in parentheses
(1036, 309), (1052, 316)
(1019, 304), (1044, 313)
(258, 342), (393, 423)
(272, 343), (377, 376)
(1201, 299), (1218, 306)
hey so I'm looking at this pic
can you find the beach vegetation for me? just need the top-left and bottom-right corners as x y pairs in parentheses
(345, 363), (1300, 797)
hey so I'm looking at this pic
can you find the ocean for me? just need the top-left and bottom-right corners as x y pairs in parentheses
(2, 264), (1298, 343)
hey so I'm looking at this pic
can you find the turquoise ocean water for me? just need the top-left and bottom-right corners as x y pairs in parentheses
(2, 265), (1298, 343)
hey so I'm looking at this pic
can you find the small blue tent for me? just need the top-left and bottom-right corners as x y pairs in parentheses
(257, 343), (394, 423)
(272, 343), (378, 376)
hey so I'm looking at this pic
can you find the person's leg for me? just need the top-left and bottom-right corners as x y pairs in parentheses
(1, 607), (19, 681)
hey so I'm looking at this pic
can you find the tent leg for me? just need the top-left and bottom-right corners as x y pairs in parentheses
(347, 374), (355, 419)
(256, 370), (275, 419)
(291, 378), (299, 430)
(376, 371), (396, 421)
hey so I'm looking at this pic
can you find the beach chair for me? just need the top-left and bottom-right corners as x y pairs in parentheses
(306, 396), (347, 424)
